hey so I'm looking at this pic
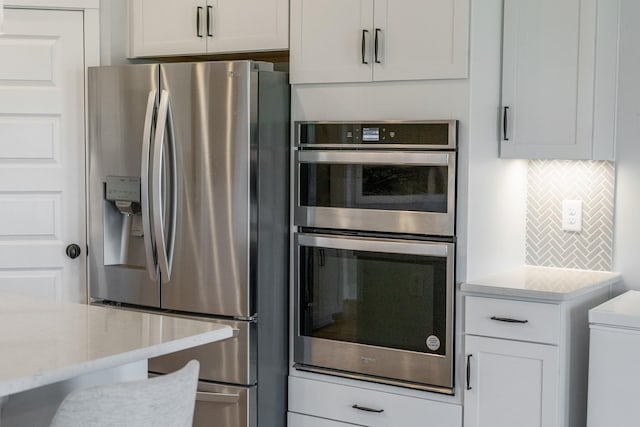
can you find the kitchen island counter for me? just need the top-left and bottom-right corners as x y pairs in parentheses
(0, 293), (234, 397)
(0, 293), (234, 426)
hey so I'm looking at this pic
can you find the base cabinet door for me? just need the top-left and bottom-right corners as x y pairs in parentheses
(288, 413), (356, 427)
(464, 335), (559, 427)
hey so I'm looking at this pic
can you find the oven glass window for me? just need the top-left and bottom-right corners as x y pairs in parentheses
(299, 245), (448, 355)
(300, 164), (448, 213)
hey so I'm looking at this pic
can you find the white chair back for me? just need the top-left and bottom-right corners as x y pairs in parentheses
(49, 360), (200, 427)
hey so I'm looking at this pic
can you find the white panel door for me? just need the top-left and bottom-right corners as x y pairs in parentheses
(0, 9), (86, 302)
(372, 0), (469, 81)
(464, 336), (559, 427)
(208, 0), (288, 53)
(500, 0), (597, 159)
(288, 412), (355, 427)
(289, 0), (374, 84)
(129, 0), (206, 57)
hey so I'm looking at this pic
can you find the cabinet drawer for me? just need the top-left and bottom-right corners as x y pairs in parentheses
(288, 376), (462, 427)
(465, 296), (561, 344)
(289, 412), (355, 427)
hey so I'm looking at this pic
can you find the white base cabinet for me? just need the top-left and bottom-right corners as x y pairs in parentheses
(288, 376), (462, 427)
(463, 290), (610, 427)
(464, 336), (559, 427)
(288, 413), (355, 427)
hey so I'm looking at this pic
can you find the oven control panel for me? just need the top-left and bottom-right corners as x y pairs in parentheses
(296, 121), (456, 149)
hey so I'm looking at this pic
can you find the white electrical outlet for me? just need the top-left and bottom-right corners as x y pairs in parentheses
(562, 199), (583, 232)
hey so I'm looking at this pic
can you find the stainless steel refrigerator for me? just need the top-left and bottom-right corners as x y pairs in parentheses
(87, 61), (289, 427)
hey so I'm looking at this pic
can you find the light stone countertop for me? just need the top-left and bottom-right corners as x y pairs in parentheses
(589, 290), (640, 329)
(461, 266), (621, 301)
(0, 293), (234, 397)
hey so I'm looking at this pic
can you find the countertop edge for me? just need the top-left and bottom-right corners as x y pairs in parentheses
(460, 273), (622, 302)
(0, 326), (233, 397)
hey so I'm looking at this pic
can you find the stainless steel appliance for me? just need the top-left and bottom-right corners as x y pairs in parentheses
(292, 121), (457, 394)
(294, 121), (457, 236)
(87, 61), (289, 427)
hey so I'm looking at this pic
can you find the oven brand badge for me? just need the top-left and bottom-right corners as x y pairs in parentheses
(426, 335), (441, 351)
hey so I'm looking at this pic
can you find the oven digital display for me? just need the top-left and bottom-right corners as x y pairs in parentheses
(362, 127), (380, 142)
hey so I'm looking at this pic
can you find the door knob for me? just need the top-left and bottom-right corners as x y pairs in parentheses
(66, 244), (81, 259)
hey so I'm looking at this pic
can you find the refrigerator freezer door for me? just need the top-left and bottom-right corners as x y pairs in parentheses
(149, 317), (256, 386)
(88, 64), (161, 307)
(193, 382), (256, 427)
(147, 374), (256, 427)
(159, 61), (254, 317)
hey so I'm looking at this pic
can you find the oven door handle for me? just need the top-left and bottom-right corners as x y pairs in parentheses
(297, 233), (450, 257)
(297, 150), (451, 166)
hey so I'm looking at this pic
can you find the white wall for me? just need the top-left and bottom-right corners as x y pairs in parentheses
(99, 0), (129, 65)
(613, 0), (640, 289)
(464, 0), (527, 282)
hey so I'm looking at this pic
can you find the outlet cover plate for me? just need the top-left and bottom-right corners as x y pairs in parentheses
(562, 199), (583, 232)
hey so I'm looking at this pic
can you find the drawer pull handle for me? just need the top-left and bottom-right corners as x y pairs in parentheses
(491, 316), (528, 324)
(352, 404), (384, 413)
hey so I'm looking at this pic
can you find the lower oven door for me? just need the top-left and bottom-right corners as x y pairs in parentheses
(294, 232), (455, 393)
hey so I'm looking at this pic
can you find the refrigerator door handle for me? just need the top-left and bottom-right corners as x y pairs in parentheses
(141, 90), (158, 281)
(152, 89), (177, 282)
(195, 391), (241, 404)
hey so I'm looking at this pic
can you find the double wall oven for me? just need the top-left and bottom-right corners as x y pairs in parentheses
(292, 121), (458, 394)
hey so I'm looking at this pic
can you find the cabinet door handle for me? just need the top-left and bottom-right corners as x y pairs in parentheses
(503, 106), (510, 141)
(491, 316), (528, 324)
(352, 404), (384, 413)
(207, 6), (214, 36)
(196, 7), (203, 38)
(466, 354), (472, 390)
(361, 29), (369, 64)
(374, 28), (382, 63)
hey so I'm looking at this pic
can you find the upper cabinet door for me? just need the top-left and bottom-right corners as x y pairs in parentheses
(372, 0), (469, 81)
(289, 0), (374, 84)
(207, 0), (288, 53)
(289, 0), (469, 84)
(130, 0), (207, 57)
(500, 0), (619, 160)
(129, 0), (288, 58)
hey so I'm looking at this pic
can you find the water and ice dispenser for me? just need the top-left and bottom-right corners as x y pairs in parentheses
(103, 176), (145, 266)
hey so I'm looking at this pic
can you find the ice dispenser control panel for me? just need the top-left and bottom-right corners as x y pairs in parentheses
(106, 176), (140, 203)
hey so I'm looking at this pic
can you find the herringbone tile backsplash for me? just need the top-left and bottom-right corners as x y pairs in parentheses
(526, 160), (614, 271)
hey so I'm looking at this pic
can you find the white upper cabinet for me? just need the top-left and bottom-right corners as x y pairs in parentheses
(129, 0), (288, 58)
(130, 0), (206, 57)
(289, 0), (469, 84)
(499, 0), (620, 160)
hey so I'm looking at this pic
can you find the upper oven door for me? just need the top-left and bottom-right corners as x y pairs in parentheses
(294, 150), (456, 236)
